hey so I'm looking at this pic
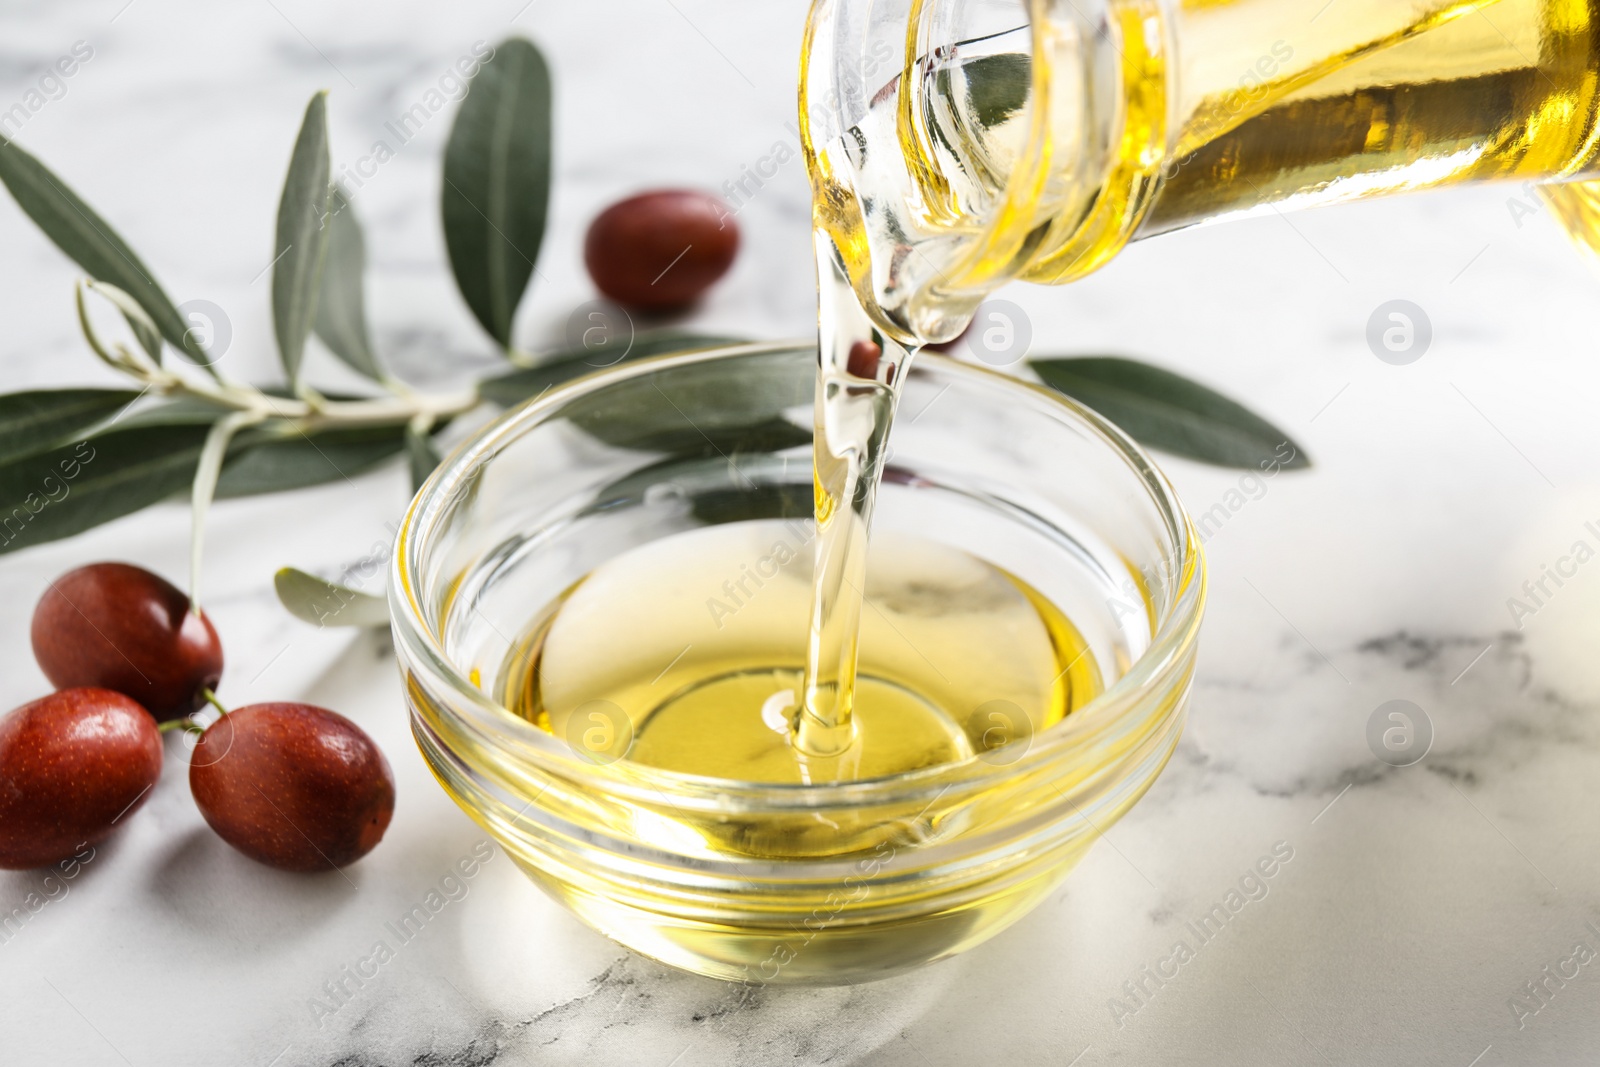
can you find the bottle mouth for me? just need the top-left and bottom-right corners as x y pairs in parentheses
(800, 2), (1041, 342)
(800, 0), (1168, 341)
(389, 342), (1205, 809)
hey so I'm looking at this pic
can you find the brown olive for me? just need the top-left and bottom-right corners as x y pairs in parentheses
(0, 688), (162, 870)
(846, 340), (882, 379)
(584, 189), (739, 311)
(189, 703), (395, 872)
(32, 562), (224, 722)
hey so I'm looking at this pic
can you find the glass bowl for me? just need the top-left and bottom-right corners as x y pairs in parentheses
(391, 341), (1205, 985)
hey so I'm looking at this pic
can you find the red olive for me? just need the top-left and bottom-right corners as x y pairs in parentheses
(32, 562), (224, 722)
(189, 703), (395, 872)
(584, 189), (739, 311)
(846, 340), (882, 379)
(0, 688), (162, 870)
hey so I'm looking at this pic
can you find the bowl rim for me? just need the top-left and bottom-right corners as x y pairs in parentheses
(391, 340), (1206, 803)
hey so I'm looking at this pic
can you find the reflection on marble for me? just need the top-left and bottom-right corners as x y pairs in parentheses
(1, 1), (1599, 1065)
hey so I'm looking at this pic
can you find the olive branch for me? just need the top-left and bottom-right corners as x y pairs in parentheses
(0, 36), (1309, 627)
(0, 37), (728, 622)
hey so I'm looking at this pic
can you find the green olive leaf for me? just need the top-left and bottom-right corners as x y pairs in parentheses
(564, 347), (810, 454)
(0, 136), (208, 368)
(0, 424), (212, 556)
(951, 52), (1031, 129)
(272, 91), (334, 388)
(589, 454), (809, 525)
(442, 38), (552, 349)
(481, 336), (801, 455)
(0, 389), (143, 462)
(583, 415), (810, 458)
(313, 185), (384, 381)
(114, 396), (235, 429)
(477, 333), (742, 407)
(216, 423), (408, 498)
(690, 482), (813, 525)
(0, 416), (421, 555)
(274, 566), (391, 628)
(1030, 356), (1312, 470)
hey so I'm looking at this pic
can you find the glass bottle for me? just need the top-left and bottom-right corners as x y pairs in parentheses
(801, 0), (1600, 343)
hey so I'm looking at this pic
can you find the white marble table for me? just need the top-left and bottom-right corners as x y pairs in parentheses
(2, 3), (1599, 1064)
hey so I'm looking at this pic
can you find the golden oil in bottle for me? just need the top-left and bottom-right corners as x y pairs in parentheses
(1149, 0), (1600, 245)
